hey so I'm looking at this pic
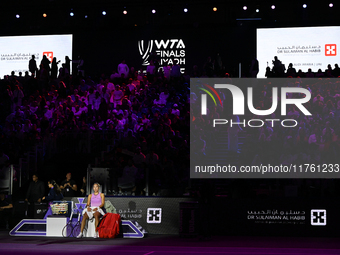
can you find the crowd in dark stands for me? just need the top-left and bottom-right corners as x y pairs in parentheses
(2, 53), (340, 200)
(0, 56), (190, 197)
(266, 56), (340, 78)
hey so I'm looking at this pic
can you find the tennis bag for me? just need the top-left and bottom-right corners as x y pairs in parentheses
(96, 213), (121, 238)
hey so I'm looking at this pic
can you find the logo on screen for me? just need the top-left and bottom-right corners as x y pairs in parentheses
(138, 39), (186, 72)
(138, 40), (153, 66)
(325, 44), (336, 56)
(147, 208), (162, 223)
(43, 52), (54, 62)
(311, 209), (326, 226)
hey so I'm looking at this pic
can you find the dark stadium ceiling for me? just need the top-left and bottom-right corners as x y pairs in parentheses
(5, 0), (337, 10)
(1, 0), (339, 35)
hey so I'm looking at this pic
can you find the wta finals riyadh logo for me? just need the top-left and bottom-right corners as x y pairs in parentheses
(138, 39), (186, 68)
(138, 40), (153, 65)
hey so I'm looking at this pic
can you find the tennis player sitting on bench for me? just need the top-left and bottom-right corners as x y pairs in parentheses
(77, 183), (105, 238)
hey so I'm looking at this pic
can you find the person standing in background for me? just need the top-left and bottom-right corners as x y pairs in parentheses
(73, 56), (85, 76)
(147, 60), (156, 80)
(118, 60), (129, 78)
(80, 177), (87, 196)
(40, 55), (51, 76)
(51, 57), (60, 79)
(60, 173), (77, 197)
(29, 55), (38, 76)
(147, 60), (156, 75)
(65, 56), (72, 75)
(25, 174), (45, 203)
(215, 53), (223, 76)
(203, 57), (214, 77)
(171, 59), (181, 78)
(249, 58), (259, 78)
(111, 85), (124, 108)
(12, 85), (24, 109)
(163, 64), (171, 80)
(42, 180), (63, 202)
(0, 191), (13, 229)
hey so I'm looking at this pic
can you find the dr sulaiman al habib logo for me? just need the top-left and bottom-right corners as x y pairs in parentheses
(325, 44), (336, 56)
(147, 208), (162, 224)
(201, 84), (312, 128)
(138, 39), (185, 71)
(311, 209), (326, 226)
(43, 51), (53, 62)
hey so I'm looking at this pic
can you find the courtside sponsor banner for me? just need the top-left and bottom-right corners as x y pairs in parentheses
(257, 26), (340, 78)
(0, 34), (72, 77)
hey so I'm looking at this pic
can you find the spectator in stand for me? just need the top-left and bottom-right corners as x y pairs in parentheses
(203, 57), (214, 77)
(147, 60), (156, 78)
(92, 92), (102, 113)
(171, 104), (180, 116)
(133, 147), (146, 167)
(118, 159), (138, 196)
(111, 85), (124, 107)
(29, 55), (38, 76)
(333, 64), (340, 77)
(65, 56), (72, 75)
(249, 58), (259, 78)
(313, 94), (324, 104)
(171, 60), (181, 78)
(106, 79), (115, 94)
(110, 70), (120, 80)
(101, 87), (110, 103)
(51, 57), (60, 79)
(58, 63), (69, 79)
(75, 56), (85, 76)
(118, 60), (129, 78)
(127, 78), (136, 92)
(306, 68), (314, 78)
(163, 64), (171, 80)
(272, 56), (285, 77)
(286, 63), (297, 77)
(146, 150), (159, 165)
(40, 55), (51, 75)
(79, 79), (89, 92)
(159, 89), (169, 105)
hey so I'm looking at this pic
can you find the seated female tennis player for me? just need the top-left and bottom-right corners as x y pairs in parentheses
(77, 183), (105, 238)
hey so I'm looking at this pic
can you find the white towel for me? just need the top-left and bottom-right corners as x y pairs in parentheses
(82, 207), (105, 220)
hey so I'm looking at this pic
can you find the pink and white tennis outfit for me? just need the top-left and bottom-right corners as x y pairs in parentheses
(82, 193), (105, 219)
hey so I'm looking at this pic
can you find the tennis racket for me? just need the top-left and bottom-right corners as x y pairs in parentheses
(72, 211), (82, 237)
(62, 212), (74, 237)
